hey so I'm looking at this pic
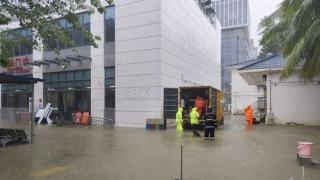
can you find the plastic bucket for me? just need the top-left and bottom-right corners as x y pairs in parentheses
(298, 142), (313, 156)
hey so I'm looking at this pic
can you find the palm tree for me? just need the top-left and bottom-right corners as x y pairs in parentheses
(259, 0), (320, 80)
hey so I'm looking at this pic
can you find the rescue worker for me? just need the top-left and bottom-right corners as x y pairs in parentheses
(190, 107), (200, 130)
(203, 106), (216, 140)
(244, 105), (254, 125)
(176, 107), (183, 132)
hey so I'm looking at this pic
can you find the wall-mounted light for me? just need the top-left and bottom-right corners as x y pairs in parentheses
(60, 65), (66, 70)
(263, 74), (267, 81)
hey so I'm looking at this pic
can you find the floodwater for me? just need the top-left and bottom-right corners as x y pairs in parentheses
(0, 116), (320, 180)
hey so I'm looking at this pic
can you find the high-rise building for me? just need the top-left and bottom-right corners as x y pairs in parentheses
(212, 0), (254, 105)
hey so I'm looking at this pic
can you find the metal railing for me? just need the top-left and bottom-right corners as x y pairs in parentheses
(71, 113), (114, 129)
(0, 108), (28, 122)
(104, 108), (115, 125)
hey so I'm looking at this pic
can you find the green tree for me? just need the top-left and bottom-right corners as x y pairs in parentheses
(258, 38), (282, 58)
(258, 16), (284, 58)
(0, 0), (114, 67)
(259, 0), (320, 80)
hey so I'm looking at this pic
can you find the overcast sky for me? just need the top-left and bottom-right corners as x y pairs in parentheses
(249, 0), (283, 50)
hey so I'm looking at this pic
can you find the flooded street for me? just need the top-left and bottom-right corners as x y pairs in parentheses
(1, 115), (320, 180)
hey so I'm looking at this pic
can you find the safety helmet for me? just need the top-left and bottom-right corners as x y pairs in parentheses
(207, 106), (213, 113)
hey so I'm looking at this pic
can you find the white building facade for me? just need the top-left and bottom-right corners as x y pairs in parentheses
(238, 54), (320, 126)
(227, 61), (264, 115)
(0, 0), (221, 127)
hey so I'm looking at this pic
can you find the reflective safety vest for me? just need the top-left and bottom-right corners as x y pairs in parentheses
(176, 108), (183, 123)
(190, 108), (199, 124)
(176, 113), (182, 123)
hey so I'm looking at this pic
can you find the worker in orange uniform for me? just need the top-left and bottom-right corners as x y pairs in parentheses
(244, 105), (254, 125)
(190, 107), (200, 130)
(176, 107), (183, 132)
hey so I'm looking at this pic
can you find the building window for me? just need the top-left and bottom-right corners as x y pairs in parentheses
(10, 28), (33, 56)
(105, 6), (115, 43)
(105, 67), (115, 108)
(43, 70), (91, 119)
(44, 12), (91, 52)
(1, 77), (32, 108)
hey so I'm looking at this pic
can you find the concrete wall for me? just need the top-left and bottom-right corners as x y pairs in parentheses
(115, 0), (163, 127)
(160, 0), (221, 89)
(267, 71), (320, 125)
(115, 0), (221, 127)
(90, 9), (106, 118)
(230, 66), (264, 114)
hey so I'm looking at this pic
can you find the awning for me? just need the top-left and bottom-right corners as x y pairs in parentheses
(26, 55), (92, 67)
(0, 73), (46, 84)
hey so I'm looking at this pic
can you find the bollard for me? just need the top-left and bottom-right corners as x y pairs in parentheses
(155, 119), (160, 130)
(146, 119), (151, 130)
(151, 119), (155, 130)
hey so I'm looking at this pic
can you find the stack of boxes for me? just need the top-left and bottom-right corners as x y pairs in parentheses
(146, 119), (166, 130)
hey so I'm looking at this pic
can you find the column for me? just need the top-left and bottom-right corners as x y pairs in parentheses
(32, 49), (43, 111)
(90, 12), (105, 118)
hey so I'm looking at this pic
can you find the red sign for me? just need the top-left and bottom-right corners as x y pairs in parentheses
(3, 56), (31, 74)
(74, 111), (82, 124)
(81, 112), (90, 124)
(39, 98), (43, 108)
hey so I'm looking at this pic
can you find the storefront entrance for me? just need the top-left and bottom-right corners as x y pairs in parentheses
(43, 70), (91, 120)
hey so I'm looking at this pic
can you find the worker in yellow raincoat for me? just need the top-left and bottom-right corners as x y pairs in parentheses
(176, 107), (183, 132)
(190, 107), (200, 130)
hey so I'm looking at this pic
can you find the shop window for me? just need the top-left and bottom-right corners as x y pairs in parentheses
(59, 72), (66, 81)
(67, 82), (74, 90)
(75, 71), (83, 80)
(43, 70), (91, 118)
(58, 82), (66, 90)
(105, 88), (115, 108)
(84, 70), (91, 79)
(105, 6), (115, 43)
(67, 72), (74, 81)
(75, 91), (84, 111)
(84, 81), (91, 89)
(43, 12), (91, 51)
(2, 94), (8, 108)
(1, 76), (32, 108)
(51, 73), (58, 81)
(10, 28), (33, 56)
(105, 67), (115, 108)
(75, 81), (83, 89)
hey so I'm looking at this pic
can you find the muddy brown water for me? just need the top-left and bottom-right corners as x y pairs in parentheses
(0, 115), (319, 180)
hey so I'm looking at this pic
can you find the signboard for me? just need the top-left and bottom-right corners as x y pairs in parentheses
(81, 112), (90, 124)
(37, 103), (51, 124)
(2, 56), (31, 74)
(35, 109), (46, 119)
(34, 107), (53, 124)
(74, 111), (82, 123)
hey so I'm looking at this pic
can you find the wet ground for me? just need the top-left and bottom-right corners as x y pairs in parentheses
(0, 115), (320, 180)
